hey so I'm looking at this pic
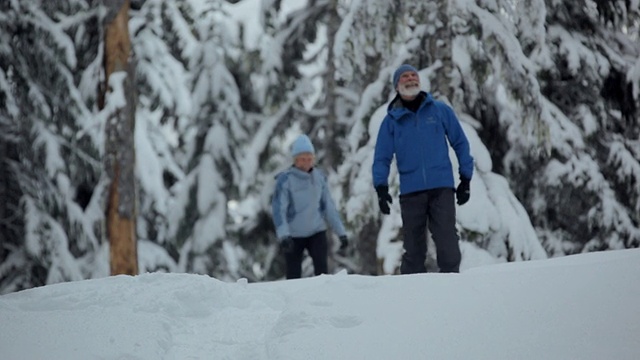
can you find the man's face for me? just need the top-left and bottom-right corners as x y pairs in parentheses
(397, 71), (420, 99)
(294, 153), (315, 172)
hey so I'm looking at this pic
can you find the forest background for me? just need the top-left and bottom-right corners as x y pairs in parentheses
(1, 0), (639, 294)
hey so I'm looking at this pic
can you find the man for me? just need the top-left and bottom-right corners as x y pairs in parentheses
(372, 64), (474, 273)
(272, 134), (349, 279)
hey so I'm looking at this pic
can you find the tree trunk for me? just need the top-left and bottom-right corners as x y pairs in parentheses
(358, 219), (381, 275)
(0, 141), (6, 261)
(322, 0), (340, 170)
(427, 0), (454, 102)
(102, 0), (138, 276)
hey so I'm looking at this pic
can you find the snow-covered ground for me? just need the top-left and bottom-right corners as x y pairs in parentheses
(1, 248), (639, 360)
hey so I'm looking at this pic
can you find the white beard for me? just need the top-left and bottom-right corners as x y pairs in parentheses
(398, 84), (421, 98)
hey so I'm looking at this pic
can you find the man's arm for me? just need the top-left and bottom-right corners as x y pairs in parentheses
(372, 117), (395, 187)
(441, 105), (474, 180)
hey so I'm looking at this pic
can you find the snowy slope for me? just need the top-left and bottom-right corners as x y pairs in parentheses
(1, 248), (639, 360)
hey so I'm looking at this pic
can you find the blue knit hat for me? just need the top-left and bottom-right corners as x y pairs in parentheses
(290, 134), (315, 158)
(393, 64), (419, 89)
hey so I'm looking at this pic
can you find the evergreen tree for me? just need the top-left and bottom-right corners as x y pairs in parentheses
(0, 0), (106, 292)
(129, 0), (316, 280)
(494, 0), (640, 254)
(2, 0), (638, 294)
(321, 0), (551, 273)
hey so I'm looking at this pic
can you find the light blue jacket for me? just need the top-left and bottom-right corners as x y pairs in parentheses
(272, 166), (346, 240)
(372, 92), (474, 195)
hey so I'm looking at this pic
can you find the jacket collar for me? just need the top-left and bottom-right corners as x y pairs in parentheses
(387, 91), (432, 120)
(288, 165), (314, 179)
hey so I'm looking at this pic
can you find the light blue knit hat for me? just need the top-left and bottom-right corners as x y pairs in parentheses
(290, 134), (315, 158)
(393, 64), (419, 89)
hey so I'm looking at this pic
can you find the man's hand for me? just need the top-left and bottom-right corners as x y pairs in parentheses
(456, 177), (471, 205)
(375, 186), (393, 215)
(339, 235), (348, 251)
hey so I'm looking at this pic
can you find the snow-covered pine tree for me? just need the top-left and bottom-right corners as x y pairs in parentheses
(2, 0), (638, 294)
(460, 0), (640, 255)
(129, 0), (317, 280)
(174, 0), (255, 279)
(0, 2), (26, 292)
(524, 0), (640, 253)
(0, 0), (107, 292)
(443, 0), (552, 264)
(313, 0), (550, 274)
(128, 0), (195, 274)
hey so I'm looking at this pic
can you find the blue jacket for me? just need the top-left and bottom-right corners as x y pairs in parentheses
(272, 166), (346, 240)
(372, 92), (474, 195)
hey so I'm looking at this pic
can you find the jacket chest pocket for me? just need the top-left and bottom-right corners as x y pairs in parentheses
(394, 122), (422, 174)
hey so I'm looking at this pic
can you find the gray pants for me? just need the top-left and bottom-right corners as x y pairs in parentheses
(399, 187), (461, 273)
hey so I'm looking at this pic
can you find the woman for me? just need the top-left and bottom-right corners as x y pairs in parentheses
(271, 134), (348, 279)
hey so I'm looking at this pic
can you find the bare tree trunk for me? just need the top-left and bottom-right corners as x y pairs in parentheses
(427, 0), (454, 102)
(322, 0), (340, 170)
(358, 219), (381, 275)
(102, 0), (138, 276)
(0, 141), (6, 261)
(322, 0), (341, 272)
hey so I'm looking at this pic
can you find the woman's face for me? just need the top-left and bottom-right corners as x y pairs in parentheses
(294, 153), (315, 172)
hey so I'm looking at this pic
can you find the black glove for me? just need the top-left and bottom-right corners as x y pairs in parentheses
(339, 235), (348, 250)
(280, 236), (294, 253)
(456, 177), (471, 205)
(375, 185), (392, 215)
